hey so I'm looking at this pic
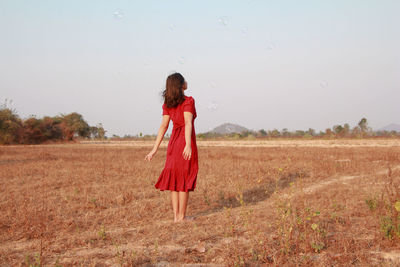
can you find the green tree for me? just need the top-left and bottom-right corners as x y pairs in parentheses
(281, 128), (290, 137)
(325, 128), (334, 138)
(22, 117), (46, 144)
(97, 123), (106, 139)
(268, 129), (281, 138)
(333, 124), (344, 137)
(258, 129), (267, 136)
(90, 126), (99, 139)
(42, 116), (63, 140)
(59, 112), (91, 140)
(343, 123), (350, 137)
(89, 123), (106, 139)
(0, 106), (23, 144)
(295, 130), (305, 137)
(358, 118), (368, 132)
(307, 128), (316, 136)
(357, 117), (372, 137)
(352, 126), (361, 138)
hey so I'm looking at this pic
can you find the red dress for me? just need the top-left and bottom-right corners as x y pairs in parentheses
(155, 95), (199, 192)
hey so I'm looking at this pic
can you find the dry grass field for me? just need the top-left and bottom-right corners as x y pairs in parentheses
(1, 139), (400, 266)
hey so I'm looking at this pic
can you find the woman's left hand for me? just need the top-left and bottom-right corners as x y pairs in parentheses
(144, 149), (156, 161)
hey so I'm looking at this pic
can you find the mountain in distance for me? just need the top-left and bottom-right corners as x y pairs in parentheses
(378, 123), (400, 132)
(208, 122), (249, 134)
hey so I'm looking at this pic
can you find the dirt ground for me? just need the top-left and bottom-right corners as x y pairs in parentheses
(1, 139), (400, 266)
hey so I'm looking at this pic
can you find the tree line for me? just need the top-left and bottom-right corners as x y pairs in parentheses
(2, 101), (398, 144)
(111, 117), (399, 141)
(0, 102), (105, 145)
(197, 118), (399, 139)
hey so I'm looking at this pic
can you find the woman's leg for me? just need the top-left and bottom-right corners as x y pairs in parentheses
(177, 191), (189, 221)
(171, 191), (179, 222)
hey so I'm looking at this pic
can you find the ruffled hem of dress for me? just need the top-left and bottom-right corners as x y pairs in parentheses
(155, 167), (198, 192)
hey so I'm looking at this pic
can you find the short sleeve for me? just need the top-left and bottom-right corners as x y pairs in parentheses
(182, 97), (195, 114)
(162, 103), (169, 115)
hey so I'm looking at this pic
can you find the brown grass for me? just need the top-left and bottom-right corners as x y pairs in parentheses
(1, 139), (400, 266)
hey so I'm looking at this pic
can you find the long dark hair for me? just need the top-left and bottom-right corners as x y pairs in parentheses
(162, 72), (186, 108)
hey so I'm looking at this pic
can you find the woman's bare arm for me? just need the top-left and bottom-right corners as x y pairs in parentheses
(183, 111), (193, 147)
(151, 115), (170, 152)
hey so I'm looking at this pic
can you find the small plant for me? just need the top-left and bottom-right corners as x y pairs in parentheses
(379, 201), (400, 240)
(380, 216), (396, 240)
(90, 197), (98, 207)
(202, 189), (210, 206)
(272, 186), (328, 261)
(395, 201), (400, 212)
(154, 239), (159, 255)
(235, 190), (245, 206)
(365, 197), (378, 211)
(368, 166), (400, 240)
(98, 225), (107, 240)
(234, 255), (245, 267)
(24, 252), (41, 267)
(311, 241), (325, 253)
(131, 249), (137, 259)
(310, 223), (325, 253)
(55, 256), (62, 267)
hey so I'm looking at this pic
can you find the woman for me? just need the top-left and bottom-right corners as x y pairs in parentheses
(144, 72), (198, 223)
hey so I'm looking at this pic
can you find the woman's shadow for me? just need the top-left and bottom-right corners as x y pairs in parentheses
(192, 170), (308, 218)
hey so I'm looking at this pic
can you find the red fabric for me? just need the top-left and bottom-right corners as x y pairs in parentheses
(155, 96), (198, 192)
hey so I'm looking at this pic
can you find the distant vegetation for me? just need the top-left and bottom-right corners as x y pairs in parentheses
(196, 118), (400, 139)
(1, 100), (398, 145)
(112, 117), (399, 141)
(0, 101), (105, 145)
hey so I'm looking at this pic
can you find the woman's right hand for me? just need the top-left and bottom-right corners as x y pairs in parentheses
(182, 145), (192, 160)
(144, 149), (156, 162)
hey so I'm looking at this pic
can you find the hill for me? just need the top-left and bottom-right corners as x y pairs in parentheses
(378, 123), (400, 132)
(208, 122), (249, 134)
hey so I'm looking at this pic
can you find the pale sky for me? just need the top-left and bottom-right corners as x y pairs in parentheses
(1, 0), (399, 137)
